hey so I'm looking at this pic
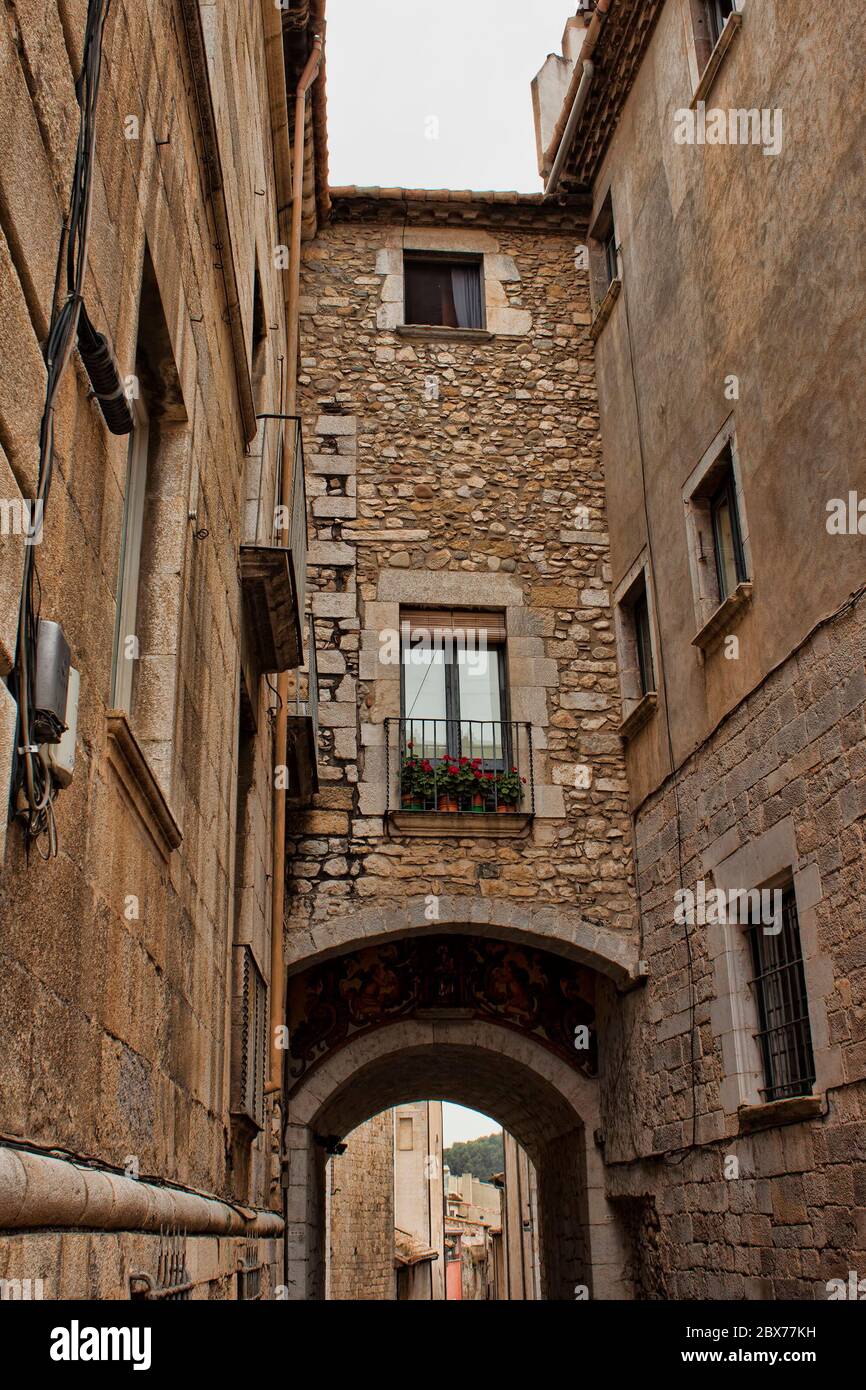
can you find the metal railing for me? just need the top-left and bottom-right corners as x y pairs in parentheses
(385, 718), (535, 815)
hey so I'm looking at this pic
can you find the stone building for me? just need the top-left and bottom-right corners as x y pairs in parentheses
(532, 0), (866, 1297)
(1, 0), (863, 1305)
(325, 1110), (396, 1301)
(283, 182), (637, 1300)
(0, 0), (324, 1298)
(493, 1131), (541, 1301)
(394, 1101), (445, 1301)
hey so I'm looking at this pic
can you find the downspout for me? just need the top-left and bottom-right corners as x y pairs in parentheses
(544, 0), (613, 197)
(266, 30), (323, 1097)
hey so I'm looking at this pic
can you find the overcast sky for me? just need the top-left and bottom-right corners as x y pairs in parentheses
(325, 0), (574, 193)
(443, 1102), (501, 1146)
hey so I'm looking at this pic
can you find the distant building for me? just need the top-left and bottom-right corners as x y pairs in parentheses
(393, 1102), (445, 1300)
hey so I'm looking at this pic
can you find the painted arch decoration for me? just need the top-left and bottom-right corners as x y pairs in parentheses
(287, 935), (598, 1087)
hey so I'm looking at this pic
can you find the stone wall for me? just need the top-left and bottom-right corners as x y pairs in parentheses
(600, 594), (866, 1298)
(0, 0), (296, 1289)
(288, 202), (637, 960)
(328, 1111), (396, 1300)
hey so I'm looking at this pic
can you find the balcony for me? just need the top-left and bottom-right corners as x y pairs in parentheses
(385, 718), (535, 838)
(286, 612), (319, 805)
(239, 415), (307, 673)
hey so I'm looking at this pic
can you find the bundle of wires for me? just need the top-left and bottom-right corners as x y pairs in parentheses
(12, 0), (113, 857)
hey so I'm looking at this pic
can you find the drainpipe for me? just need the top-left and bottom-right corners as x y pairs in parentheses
(266, 31), (323, 1097)
(544, 0), (613, 197)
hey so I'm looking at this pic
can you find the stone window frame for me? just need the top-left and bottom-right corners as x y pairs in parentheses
(402, 250), (487, 332)
(612, 550), (659, 739)
(682, 416), (753, 651)
(375, 229), (533, 339)
(357, 570), (564, 824)
(109, 241), (194, 824)
(703, 816), (842, 1128)
(685, 0), (746, 104)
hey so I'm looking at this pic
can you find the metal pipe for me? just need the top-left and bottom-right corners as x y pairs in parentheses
(267, 31), (323, 1096)
(0, 1144), (284, 1237)
(545, 59), (595, 196)
(543, 0), (613, 196)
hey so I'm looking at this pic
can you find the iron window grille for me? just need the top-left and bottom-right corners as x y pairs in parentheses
(709, 456), (748, 601)
(747, 885), (816, 1102)
(237, 1241), (263, 1301)
(231, 945), (268, 1130)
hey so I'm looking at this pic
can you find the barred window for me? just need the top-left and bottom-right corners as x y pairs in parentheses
(231, 945), (268, 1130)
(748, 886), (816, 1102)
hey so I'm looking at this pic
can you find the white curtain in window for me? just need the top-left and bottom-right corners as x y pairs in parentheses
(451, 266), (483, 329)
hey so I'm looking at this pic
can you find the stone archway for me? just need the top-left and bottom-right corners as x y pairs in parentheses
(285, 894), (640, 984)
(282, 931), (633, 1301)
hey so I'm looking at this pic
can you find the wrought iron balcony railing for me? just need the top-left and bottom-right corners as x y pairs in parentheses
(385, 718), (535, 818)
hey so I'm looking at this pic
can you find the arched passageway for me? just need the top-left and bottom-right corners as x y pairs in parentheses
(282, 933), (632, 1300)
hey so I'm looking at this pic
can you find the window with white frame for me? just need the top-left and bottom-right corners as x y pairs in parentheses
(688, 0), (739, 73)
(682, 428), (752, 634)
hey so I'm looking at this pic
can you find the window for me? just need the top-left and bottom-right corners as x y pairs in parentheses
(706, 0), (735, 47)
(589, 192), (619, 308)
(397, 1116), (414, 1151)
(613, 562), (658, 734)
(747, 885), (816, 1102)
(404, 255), (484, 330)
(251, 263), (267, 414)
(111, 246), (188, 796)
(709, 462), (747, 601)
(401, 609), (508, 765)
(688, 0), (740, 82)
(632, 587), (655, 698)
(231, 943), (268, 1131)
(682, 429), (752, 639)
(112, 396), (150, 714)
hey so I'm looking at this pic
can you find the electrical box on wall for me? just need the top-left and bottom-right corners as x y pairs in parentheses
(33, 620), (71, 744)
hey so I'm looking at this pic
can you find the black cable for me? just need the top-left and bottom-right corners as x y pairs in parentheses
(12, 0), (113, 855)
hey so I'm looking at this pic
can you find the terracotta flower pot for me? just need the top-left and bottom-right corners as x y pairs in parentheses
(471, 793), (484, 812)
(497, 802), (516, 814)
(438, 794), (459, 813)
